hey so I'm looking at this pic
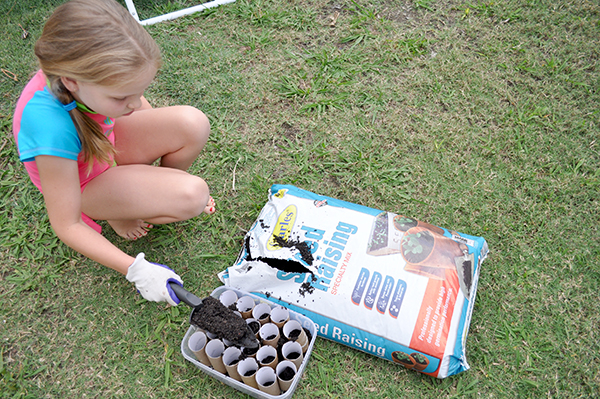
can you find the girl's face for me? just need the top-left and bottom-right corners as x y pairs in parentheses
(61, 66), (157, 118)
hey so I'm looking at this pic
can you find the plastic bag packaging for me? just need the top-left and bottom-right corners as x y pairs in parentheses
(220, 185), (488, 378)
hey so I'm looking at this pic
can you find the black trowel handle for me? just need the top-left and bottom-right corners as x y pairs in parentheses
(169, 282), (203, 308)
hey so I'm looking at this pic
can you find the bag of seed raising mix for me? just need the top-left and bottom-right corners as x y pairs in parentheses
(219, 184), (488, 378)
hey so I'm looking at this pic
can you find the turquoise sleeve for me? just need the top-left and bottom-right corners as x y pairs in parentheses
(17, 88), (81, 163)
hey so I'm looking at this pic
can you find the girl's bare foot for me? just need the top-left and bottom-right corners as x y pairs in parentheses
(204, 196), (216, 215)
(108, 219), (153, 240)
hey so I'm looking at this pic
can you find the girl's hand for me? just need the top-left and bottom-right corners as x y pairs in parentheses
(126, 253), (183, 306)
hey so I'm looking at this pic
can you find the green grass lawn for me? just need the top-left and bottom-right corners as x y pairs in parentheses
(1, 0), (599, 397)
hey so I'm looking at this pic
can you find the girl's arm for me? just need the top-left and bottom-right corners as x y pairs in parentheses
(35, 155), (134, 275)
(36, 155), (183, 306)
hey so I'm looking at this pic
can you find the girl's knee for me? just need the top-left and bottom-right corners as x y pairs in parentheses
(179, 176), (210, 218)
(178, 106), (210, 146)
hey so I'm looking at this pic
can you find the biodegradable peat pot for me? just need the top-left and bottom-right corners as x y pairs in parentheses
(223, 347), (243, 381)
(256, 366), (280, 395)
(276, 360), (297, 393)
(237, 296), (256, 319)
(187, 331), (210, 366)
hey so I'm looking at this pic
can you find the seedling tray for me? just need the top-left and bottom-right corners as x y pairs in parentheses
(181, 286), (317, 399)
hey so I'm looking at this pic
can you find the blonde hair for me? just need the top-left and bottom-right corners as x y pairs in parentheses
(34, 0), (161, 168)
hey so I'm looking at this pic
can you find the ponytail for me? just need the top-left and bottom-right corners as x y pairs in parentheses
(47, 75), (116, 171)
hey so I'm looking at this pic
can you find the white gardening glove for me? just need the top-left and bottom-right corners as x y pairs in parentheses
(126, 253), (183, 306)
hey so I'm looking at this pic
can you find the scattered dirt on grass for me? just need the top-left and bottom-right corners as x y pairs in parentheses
(280, 122), (303, 140)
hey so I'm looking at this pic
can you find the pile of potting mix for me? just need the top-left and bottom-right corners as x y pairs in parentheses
(187, 289), (312, 396)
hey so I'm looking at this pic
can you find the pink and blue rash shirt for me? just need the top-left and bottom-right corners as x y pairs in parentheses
(13, 70), (116, 233)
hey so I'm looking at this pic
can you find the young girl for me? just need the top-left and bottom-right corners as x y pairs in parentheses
(12, 0), (215, 306)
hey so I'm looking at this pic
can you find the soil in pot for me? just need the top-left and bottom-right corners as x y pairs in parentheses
(279, 366), (296, 380)
(304, 327), (312, 342)
(258, 312), (270, 320)
(243, 346), (259, 357)
(288, 329), (302, 340)
(261, 355), (276, 364)
(248, 320), (261, 334)
(276, 336), (289, 359)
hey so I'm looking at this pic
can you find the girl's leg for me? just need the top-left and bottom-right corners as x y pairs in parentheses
(113, 104), (210, 170)
(84, 104), (213, 239)
(81, 164), (210, 239)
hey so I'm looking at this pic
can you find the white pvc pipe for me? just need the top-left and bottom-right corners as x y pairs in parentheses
(125, 0), (237, 26)
(124, 0), (140, 21)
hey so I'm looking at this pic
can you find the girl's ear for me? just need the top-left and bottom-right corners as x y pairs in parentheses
(60, 76), (80, 93)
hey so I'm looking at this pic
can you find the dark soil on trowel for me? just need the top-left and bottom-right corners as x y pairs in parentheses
(190, 296), (257, 346)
